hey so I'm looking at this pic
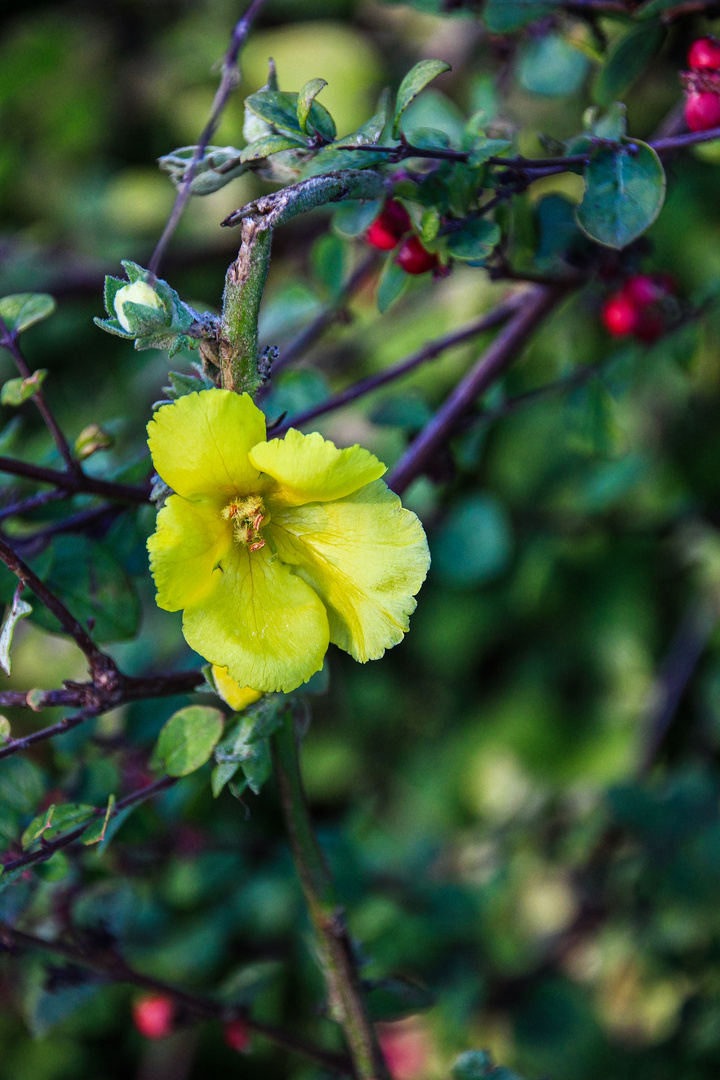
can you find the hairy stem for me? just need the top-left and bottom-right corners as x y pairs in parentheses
(220, 220), (272, 396)
(271, 710), (388, 1080)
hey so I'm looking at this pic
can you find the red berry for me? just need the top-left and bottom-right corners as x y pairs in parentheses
(132, 994), (175, 1040)
(394, 236), (438, 275)
(685, 90), (720, 132)
(366, 220), (402, 250)
(622, 274), (673, 308)
(688, 37), (720, 71)
(224, 1018), (251, 1053)
(366, 200), (411, 250)
(601, 294), (638, 337)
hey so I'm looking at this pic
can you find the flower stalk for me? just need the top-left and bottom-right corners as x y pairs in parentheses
(219, 217), (272, 395)
(271, 708), (389, 1080)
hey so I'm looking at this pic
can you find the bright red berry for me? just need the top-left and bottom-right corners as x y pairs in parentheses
(132, 994), (175, 1040)
(366, 200), (411, 250)
(688, 37), (720, 71)
(224, 1018), (251, 1053)
(685, 90), (720, 132)
(601, 294), (638, 337)
(394, 236), (438, 275)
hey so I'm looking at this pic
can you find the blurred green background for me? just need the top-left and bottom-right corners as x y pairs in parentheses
(4, 2), (720, 1078)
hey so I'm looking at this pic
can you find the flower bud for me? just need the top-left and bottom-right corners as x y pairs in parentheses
(113, 280), (165, 333)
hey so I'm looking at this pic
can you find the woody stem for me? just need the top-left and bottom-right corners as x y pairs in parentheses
(271, 709), (389, 1080)
(219, 218), (272, 396)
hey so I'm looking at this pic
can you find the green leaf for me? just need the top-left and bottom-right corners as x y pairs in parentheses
(26, 969), (102, 1038)
(393, 59), (452, 137)
(240, 134), (306, 163)
(0, 591), (32, 675)
(576, 139), (666, 249)
(81, 794), (116, 845)
(297, 78), (327, 133)
(377, 258), (410, 314)
(0, 293), (56, 336)
(155, 706), (224, 777)
(332, 198), (383, 238)
(467, 137), (511, 167)
(356, 88), (390, 144)
(1, 369), (47, 406)
(586, 102), (627, 141)
(446, 219), (501, 262)
(431, 495), (513, 586)
(0, 716), (10, 744)
(29, 535), (140, 644)
(593, 24), (665, 107)
(245, 90), (304, 136)
(483, 0), (561, 32)
(452, 1051), (525, 1080)
(219, 960), (283, 1005)
(366, 976), (434, 1021)
(21, 803), (96, 849)
(519, 34), (590, 97)
(636, 0), (677, 16)
(311, 233), (347, 297)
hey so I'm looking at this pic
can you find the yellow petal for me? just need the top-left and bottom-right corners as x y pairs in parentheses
(268, 480), (430, 662)
(211, 666), (263, 712)
(148, 389), (266, 501)
(148, 494), (231, 612)
(249, 429), (386, 506)
(182, 544), (330, 693)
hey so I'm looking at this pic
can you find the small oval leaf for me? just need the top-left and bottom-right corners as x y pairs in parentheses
(297, 78), (327, 134)
(155, 705), (224, 777)
(0, 293), (56, 336)
(393, 59), (452, 138)
(575, 139), (666, 250)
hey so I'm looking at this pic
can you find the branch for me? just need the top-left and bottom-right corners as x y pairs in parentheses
(0, 668), (205, 759)
(1, 776), (176, 874)
(0, 316), (79, 476)
(386, 285), (566, 495)
(0, 920), (353, 1076)
(0, 534), (116, 681)
(0, 455), (149, 504)
(270, 250), (380, 376)
(148, 0), (269, 274)
(271, 292), (527, 437)
(637, 598), (720, 776)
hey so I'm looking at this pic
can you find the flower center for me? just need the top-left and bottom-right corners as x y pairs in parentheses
(222, 495), (268, 551)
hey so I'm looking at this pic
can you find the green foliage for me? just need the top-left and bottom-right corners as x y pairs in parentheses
(576, 141), (666, 249)
(0, 592), (32, 675)
(0, 293), (56, 336)
(154, 706), (225, 777)
(393, 59), (452, 137)
(1, 369), (47, 406)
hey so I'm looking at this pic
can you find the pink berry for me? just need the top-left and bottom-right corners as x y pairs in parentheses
(688, 37), (720, 71)
(394, 236), (438, 275)
(685, 91), (720, 132)
(601, 294), (638, 337)
(622, 274), (673, 308)
(224, 1018), (251, 1053)
(132, 994), (175, 1040)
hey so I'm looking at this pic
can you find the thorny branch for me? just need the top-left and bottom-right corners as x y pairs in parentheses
(0, 920), (353, 1076)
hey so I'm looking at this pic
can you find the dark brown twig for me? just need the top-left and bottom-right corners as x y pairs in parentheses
(387, 285), (566, 494)
(0, 455), (149, 504)
(0, 316), (80, 476)
(272, 292), (527, 436)
(0, 534), (116, 679)
(0, 920), (353, 1076)
(148, 0), (269, 274)
(270, 251), (380, 376)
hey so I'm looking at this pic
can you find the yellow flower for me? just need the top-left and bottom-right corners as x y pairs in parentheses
(211, 665), (263, 712)
(147, 389), (430, 693)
